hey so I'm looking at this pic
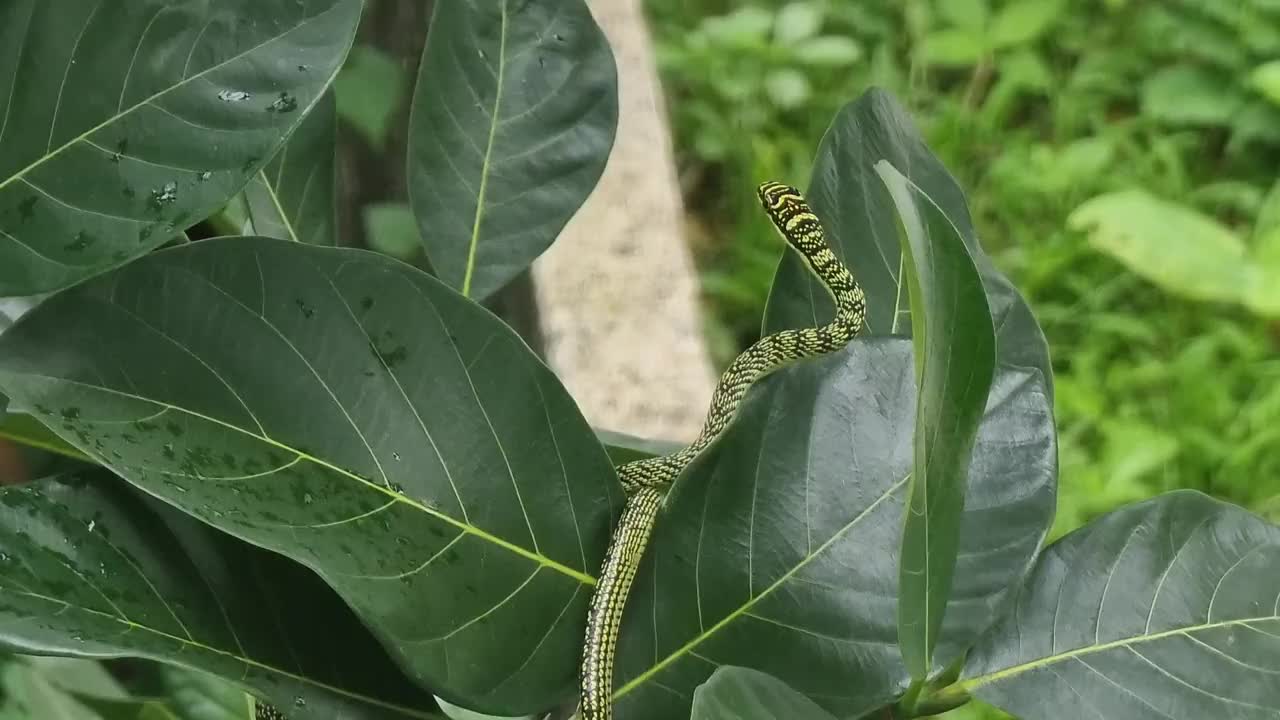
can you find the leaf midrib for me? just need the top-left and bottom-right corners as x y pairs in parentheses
(961, 614), (1280, 691)
(460, 0), (508, 297)
(0, 371), (596, 586)
(0, 1), (350, 193)
(0, 585), (440, 719)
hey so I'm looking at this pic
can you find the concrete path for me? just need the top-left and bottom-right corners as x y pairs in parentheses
(532, 0), (715, 443)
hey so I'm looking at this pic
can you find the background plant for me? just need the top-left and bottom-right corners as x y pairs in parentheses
(0, 2), (1276, 720)
(649, 0), (1280, 544)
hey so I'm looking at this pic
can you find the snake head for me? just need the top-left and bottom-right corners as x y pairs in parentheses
(757, 181), (803, 210)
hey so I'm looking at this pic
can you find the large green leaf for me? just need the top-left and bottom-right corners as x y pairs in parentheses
(763, 88), (1050, 389)
(962, 491), (1280, 719)
(690, 667), (835, 720)
(876, 162), (996, 679)
(609, 338), (1055, 719)
(0, 470), (443, 719)
(243, 90), (338, 245)
(0, 0), (361, 296)
(406, 0), (618, 300)
(0, 239), (621, 714)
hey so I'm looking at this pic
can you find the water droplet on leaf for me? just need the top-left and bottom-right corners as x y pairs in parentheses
(267, 92), (298, 113)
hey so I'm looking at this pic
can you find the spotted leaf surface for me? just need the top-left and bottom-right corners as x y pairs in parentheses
(0, 0), (360, 296)
(0, 470), (444, 719)
(0, 239), (621, 715)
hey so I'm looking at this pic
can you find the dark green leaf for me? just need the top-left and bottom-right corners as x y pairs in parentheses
(0, 0), (361, 296)
(690, 667), (836, 720)
(0, 470), (443, 718)
(963, 491), (1280, 720)
(763, 88), (1051, 391)
(243, 90), (338, 245)
(407, 0), (618, 299)
(0, 239), (620, 714)
(610, 338), (1055, 719)
(876, 162), (996, 679)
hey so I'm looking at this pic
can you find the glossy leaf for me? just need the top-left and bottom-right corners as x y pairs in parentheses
(243, 90), (338, 245)
(0, 0), (361, 296)
(876, 162), (996, 679)
(0, 239), (621, 714)
(690, 667), (835, 720)
(963, 491), (1280, 719)
(609, 338), (1055, 719)
(0, 470), (443, 719)
(763, 88), (1051, 392)
(407, 0), (618, 299)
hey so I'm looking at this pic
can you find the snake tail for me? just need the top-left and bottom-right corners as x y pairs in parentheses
(579, 181), (866, 720)
(579, 487), (663, 720)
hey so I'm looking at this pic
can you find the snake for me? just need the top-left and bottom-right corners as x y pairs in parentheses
(578, 182), (867, 720)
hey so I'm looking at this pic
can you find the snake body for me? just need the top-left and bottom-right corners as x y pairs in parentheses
(579, 182), (867, 719)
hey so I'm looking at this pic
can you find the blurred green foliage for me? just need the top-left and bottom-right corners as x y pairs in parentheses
(648, 0), (1280, 583)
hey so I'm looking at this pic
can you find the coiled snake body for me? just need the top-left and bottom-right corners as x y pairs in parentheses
(579, 182), (867, 719)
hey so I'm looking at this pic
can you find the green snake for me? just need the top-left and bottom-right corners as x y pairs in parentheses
(578, 182), (867, 720)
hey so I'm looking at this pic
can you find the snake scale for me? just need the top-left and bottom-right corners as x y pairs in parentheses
(578, 182), (867, 720)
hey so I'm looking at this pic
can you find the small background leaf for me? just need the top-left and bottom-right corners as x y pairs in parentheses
(335, 45), (407, 150)
(362, 202), (422, 261)
(1069, 189), (1251, 305)
(1141, 66), (1246, 126)
(921, 30), (987, 67)
(988, 0), (1065, 49)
